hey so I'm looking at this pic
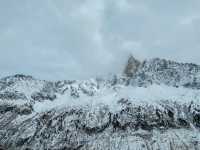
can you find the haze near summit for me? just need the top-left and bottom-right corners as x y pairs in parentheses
(0, 0), (200, 80)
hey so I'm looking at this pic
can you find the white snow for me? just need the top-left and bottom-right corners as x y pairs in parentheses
(33, 84), (200, 113)
(2, 79), (45, 99)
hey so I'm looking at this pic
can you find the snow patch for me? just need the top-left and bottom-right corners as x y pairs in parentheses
(34, 84), (200, 113)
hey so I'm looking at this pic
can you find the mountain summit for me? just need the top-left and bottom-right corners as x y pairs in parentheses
(1, 57), (200, 150)
(123, 55), (141, 77)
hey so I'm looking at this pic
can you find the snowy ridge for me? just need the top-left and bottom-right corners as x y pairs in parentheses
(131, 58), (200, 88)
(1, 58), (200, 149)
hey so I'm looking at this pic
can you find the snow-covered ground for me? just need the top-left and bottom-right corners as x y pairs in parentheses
(34, 84), (200, 113)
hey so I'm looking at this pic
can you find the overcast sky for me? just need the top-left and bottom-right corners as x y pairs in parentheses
(0, 0), (200, 80)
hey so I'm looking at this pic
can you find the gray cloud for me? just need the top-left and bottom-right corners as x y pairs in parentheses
(0, 0), (200, 80)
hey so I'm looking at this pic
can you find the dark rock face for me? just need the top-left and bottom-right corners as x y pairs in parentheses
(0, 145), (6, 150)
(0, 104), (33, 115)
(1, 100), (200, 150)
(31, 92), (56, 101)
(0, 91), (27, 100)
(124, 56), (141, 77)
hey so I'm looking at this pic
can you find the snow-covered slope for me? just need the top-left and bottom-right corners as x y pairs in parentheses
(131, 58), (200, 88)
(1, 58), (200, 150)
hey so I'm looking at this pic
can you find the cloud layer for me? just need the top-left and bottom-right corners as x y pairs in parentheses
(1, 0), (200, 80)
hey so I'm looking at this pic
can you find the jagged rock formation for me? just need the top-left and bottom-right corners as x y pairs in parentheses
(131, 58), (200, 88)
(1, 58), (200, 149)
(123, 55), (141, 77)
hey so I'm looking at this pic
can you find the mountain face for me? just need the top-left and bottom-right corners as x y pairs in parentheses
(1, 58), (200, 150)
(131, 58), (200, 88)
(123, 56), (141, 77)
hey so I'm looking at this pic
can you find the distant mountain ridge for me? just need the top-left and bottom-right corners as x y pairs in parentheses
(123, 57), (200, 88)
(1, 57), (200, 150)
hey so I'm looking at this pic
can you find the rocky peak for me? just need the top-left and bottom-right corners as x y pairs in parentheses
(123, 55), (141, 77)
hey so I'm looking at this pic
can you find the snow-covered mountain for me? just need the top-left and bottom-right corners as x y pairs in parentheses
(1, 57), (200, 150)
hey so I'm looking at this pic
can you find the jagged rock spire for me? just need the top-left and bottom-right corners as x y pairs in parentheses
(124, 55), (141, 77)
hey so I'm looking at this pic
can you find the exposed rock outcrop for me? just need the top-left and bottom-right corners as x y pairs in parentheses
(124, 55), (141, 77)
